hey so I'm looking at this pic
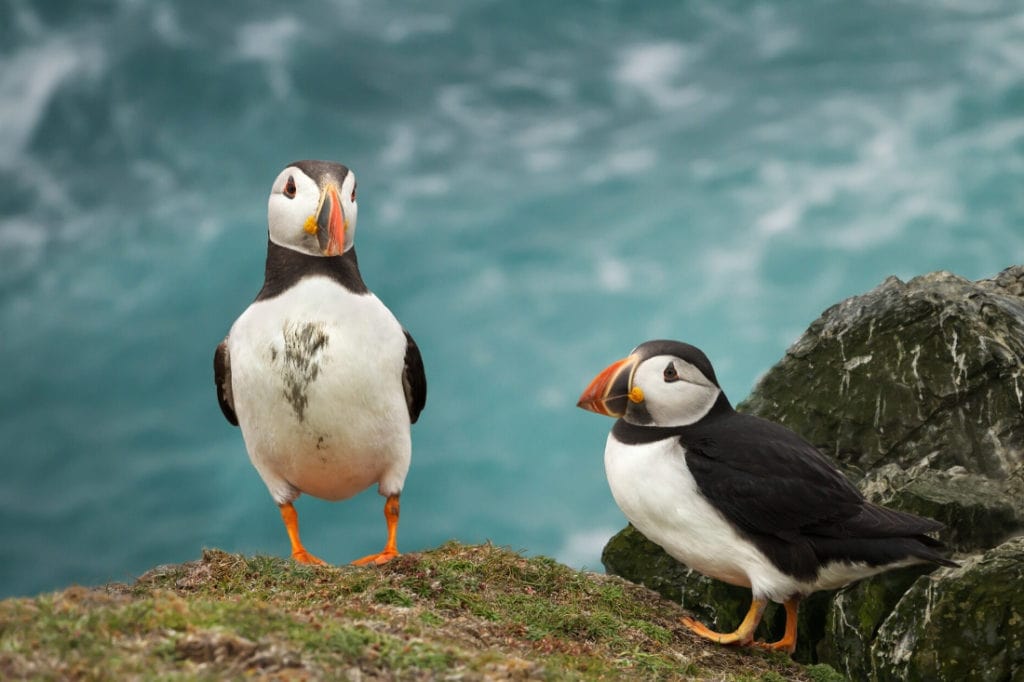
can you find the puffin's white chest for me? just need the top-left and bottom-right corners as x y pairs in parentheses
(227, 276), (411, 503)
(604, 434), (766, 589)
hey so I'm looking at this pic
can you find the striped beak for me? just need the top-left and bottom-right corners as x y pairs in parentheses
(317, 183), (348, 256)
(577, 354), (639, 417)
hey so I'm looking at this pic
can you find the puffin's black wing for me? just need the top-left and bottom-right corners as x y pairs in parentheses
(681, 412), (955, 577)
(214, 340), (238, 426)
(680, 412), (941, 542)
(402, 330), (427, 424)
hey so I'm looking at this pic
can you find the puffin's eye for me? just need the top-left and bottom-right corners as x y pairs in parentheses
(351, 183), (357, 202)
(663, 363), (679, 382)
(284, 176), (297, 199)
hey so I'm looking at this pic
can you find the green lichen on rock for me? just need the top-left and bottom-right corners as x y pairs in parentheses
(859, 463), (1023, 553)
(818, 566), (934, 680)
(871, 536), (1024, 682)
(740, 267), (1024, 486)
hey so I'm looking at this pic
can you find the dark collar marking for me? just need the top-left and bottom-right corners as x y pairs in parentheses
(611, 393), (734, 444)
(256, 240), (369, 301)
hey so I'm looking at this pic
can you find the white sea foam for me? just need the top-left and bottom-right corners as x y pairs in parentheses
(234, 16), (301, 98)
(382, 13), (452, 43)
(0, 40), (101, 160)
(963, 10), (1024, 89)
(523, 149), (564, 173)
(556, 527), (620, 570)
(514, 119), (581, 150)
(379, 124), (417, 168)
(403, 174), (450, 197)
(582, 148), (657, 184)
(613, 42), (700, 110)
(750, 5), (801, 59)
(0, 217), (47, 285)
(596, 256), (630, 293)
(235, 17), (301, 63)
(151, 5), (187, 46)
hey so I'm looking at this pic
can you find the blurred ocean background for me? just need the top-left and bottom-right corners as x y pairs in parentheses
(1, 0), (1022, 598)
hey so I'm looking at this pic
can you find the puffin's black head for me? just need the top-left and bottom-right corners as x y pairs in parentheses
(267, 160), (358, 257)
(577, 340), (730, 427)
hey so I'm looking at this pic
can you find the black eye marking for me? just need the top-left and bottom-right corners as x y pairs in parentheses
(663, 362), (680, 383)
(351, 180), (357, 202)
(284, 176), (297, 199)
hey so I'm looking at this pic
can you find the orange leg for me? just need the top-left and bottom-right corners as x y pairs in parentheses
(752, 596), (800, 654)
(681, 597), (767, 647)
(279, 502), (326, 566)
(352, 494), (401, 566)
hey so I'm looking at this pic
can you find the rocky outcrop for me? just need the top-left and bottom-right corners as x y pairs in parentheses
(602, 266), (1024, 679)
(742, 267), (1024, 499)
(826, 537), (1024, 681)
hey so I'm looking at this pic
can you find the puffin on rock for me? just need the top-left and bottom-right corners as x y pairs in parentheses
(215, 160), (426, 566)
(577, 340), (955, 654)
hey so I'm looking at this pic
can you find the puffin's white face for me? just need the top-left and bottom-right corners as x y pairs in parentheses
(628, 354), (721, 427)
(267, 164), (358, 257)
(578, 341), (725, 427)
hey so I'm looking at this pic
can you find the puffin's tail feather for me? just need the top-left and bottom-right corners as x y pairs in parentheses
(809, 534), (959, 569)
(809, 502), (944, 539)
(808, 502), (959, 568)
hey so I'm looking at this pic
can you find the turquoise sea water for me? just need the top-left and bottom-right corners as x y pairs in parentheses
(1, 0), (1022, 598)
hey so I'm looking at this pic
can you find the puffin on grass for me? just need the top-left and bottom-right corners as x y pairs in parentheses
(577, 339), (955, 654)
(215, 160), (426, 566)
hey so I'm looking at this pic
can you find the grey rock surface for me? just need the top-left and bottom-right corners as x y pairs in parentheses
(870, 536), (1024, 682)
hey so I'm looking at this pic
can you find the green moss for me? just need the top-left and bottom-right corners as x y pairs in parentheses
(804, 663), (848, 682)
(757, 672), (789, 682)
(418, 610), (443, 626)
(0, 543), (824, 680)
(373, 587), (414, 607)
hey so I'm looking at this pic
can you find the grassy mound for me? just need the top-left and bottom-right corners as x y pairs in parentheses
(0, 542), (843, 680)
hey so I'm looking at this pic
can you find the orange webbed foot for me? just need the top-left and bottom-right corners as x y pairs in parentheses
(351, 549), (399, 566)
(750, 637), (797, 655)
(352, 494), (401, 566)
(680, 598), (767, 647)
(279, 502), (326, 566)
(680, 615), (756, 646)
(291, 548), (327, 566)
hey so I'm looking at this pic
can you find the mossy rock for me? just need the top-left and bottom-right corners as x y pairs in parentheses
(740, 267), (1024, 485)
(870, 536), (1024, 682)
(859, 464), (1023, 553)
(818, 565), (936, 680)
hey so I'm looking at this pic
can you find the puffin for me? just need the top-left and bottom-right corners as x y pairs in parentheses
(214, 160), (426, 566)
(577, 339), (955, 654)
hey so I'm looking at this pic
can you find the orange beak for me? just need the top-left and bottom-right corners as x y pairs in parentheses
(318, 184), (347, 256)
(577, 354), (638, 417)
